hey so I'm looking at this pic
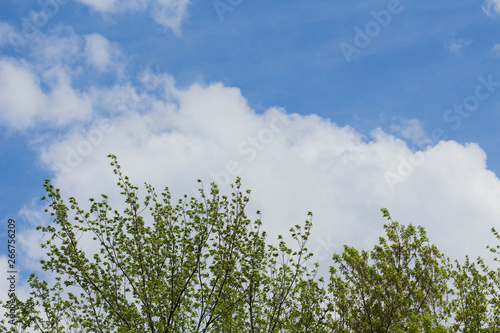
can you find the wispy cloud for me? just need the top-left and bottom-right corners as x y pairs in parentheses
(390, 118), (429, 147)
(490, 43), (500, 57)
(444, 39), (472, 57)
(0, 26), (127, 130)
(76, 0), (147, 13)
(0, 22), (16, 47)
(75, 0), (190, 34)
(84, 33), (124, 74)
(151, 0), (190, 34)
(483, 0), (500, 17)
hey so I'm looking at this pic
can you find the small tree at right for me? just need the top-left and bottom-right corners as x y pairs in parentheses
(447, 255), (495, 332)
(328, 208), (451, 333)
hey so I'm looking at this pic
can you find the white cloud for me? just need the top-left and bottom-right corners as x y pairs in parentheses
(33, 74), (500, 274)
(0, 23), (84, 69)
(84, 33), (123, 72)
(0, 28), (131, 130)
(3, 25), (500, 297)
(490, 44), (500, 57)
(0, 58), (93, 130)
(483, 0), (500, 16)
(0, 22), (16, 47)
(0, 59), (46, 130)
(0, 23), (125, 75)
(33, 30), (124, 76)
(84, 34), (111, 71)
(444, 39), (472, 57)
(76, 0), (148, 13)
(75, 0), (190, 33)
(151, 0), (190, 34)
(390, 118), (429, 146)
(44, 66), (94, 126)
(36, 32), (83, 67)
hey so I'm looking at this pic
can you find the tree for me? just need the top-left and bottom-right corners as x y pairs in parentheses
(441, 227), (500, 332)
(328, 208), (451, 332)
(446, 256), (495, 332)
(3, 155), (500, 332)
(0, 155), (330, 332)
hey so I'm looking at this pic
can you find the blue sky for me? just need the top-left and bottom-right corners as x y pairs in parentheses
(2, 0), (500, 296)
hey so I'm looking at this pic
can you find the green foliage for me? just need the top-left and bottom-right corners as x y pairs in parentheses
(328, 209), (450, 332)
(0, 155), (329, 332)
(447, 256), (493, 332)
(2, 156), (500, 332)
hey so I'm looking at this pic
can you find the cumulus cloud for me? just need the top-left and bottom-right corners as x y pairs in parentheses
(0, 59), (46, 129)
(4, 62), (500, 303)
(3, 25), (500, 306)
(31, 73), (500, 272)
(0, 58), (93, 130)
(75, 0), (190, 33)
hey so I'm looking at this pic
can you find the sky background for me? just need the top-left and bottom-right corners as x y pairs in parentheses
(2, 0), (500, 302)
